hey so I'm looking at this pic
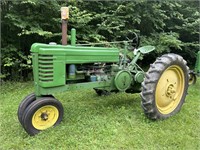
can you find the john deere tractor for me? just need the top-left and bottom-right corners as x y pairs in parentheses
(17, 7), (189, 136)
(189, 51), (200, 85)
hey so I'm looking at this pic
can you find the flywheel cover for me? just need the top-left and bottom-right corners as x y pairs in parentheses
(114, 70), (132, 91)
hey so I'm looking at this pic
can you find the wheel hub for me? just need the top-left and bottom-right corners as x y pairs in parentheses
(166, 84), (176, 98)
(155, 65), (185, 114)
(41, 113), (48, 121)
(32, 105), (59, 130)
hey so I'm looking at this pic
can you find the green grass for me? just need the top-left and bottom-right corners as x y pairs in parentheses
(0, 79), (200, 150)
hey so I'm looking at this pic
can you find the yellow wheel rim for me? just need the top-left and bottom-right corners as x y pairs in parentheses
(155, 65), (185, 114)
(32, 105), (59, 130)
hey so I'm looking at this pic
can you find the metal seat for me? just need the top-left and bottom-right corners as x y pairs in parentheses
(137, 46), (155, 54)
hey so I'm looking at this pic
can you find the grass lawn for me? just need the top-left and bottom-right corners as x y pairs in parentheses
(0, 79), (200, 150)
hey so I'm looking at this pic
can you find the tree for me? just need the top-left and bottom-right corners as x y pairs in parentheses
(1, 0), (199, 80)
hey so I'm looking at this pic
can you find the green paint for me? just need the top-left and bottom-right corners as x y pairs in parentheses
(31, 43), (119, 64)
(31, 29), (155, 97)
(134, 71), (145, 83)
(71, 28), (76, 46)
(114, 70), (132, 91)
(194, 51), (200, 75)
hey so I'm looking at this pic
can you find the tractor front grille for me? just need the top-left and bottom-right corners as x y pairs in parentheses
(38, 55), (54, 82)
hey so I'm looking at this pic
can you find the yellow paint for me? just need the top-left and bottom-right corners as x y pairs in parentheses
(155, 65), (185, 114)
(32, 105), (59, 130)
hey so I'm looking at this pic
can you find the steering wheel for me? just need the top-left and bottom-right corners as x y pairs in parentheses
(131, 32), (140, 49)
(127, 32), (140, 51)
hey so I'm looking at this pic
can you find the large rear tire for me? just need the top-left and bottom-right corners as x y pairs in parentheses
(141, 53), (189, 120)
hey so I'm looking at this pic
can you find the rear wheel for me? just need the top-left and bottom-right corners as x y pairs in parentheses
(22, 97), (64, 136)
(189, 71), (197, 85)
(141, 53), (189, 120)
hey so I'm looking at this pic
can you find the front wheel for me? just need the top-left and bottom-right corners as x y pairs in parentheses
(22, 97), (64, 136)
(141, 53), (189, 120)
(18, 93), (36, 126)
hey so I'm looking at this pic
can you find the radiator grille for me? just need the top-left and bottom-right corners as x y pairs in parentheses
(38, 55), (53, 82)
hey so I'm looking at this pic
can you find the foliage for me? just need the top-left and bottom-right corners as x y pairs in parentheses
(1, 0), (61, 80)
(0, 80), (200, 149)
(1, 0), (200, 80)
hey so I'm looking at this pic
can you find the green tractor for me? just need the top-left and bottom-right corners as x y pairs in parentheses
(17, 7), (189, 136)
(189, 51), (200, 85)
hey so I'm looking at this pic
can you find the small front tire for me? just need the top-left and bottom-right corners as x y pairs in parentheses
(18, 93), (36, 125)
(22, 97), (64, 136)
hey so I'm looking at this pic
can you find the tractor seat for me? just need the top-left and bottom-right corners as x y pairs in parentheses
(137, 46), (155, 54)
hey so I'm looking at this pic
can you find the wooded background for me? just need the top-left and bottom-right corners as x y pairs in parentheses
(1, 0), (200, 80)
